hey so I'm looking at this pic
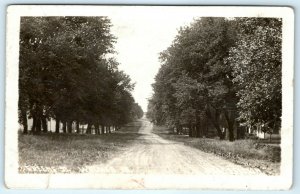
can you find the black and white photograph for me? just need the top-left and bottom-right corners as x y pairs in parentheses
(5, 5), (294, 189)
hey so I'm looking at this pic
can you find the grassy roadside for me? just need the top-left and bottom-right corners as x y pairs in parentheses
(19, 120), (143, 173)
(153, 125), (281, 175)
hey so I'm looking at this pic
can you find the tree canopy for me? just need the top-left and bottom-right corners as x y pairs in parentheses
(19, 17), (143, 134)
(227, 18), (282, 133)
(147, 17), (282, 141)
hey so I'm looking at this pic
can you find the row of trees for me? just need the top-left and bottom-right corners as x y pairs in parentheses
(19, 17), (143, 134)
(147, 17), (282, 141)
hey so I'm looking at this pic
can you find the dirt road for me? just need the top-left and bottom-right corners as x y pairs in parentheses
(87, 118), (264, 175)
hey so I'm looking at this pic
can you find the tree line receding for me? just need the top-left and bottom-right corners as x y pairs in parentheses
(147, 18), (282, 141)
(19, 17), (143, 135)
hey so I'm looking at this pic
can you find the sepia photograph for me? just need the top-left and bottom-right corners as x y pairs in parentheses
(5, 5), (294, 189)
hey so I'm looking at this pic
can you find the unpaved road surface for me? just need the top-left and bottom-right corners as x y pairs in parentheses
(87, 118), (264, 175)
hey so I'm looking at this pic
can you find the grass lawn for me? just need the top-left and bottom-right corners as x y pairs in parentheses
(153, 125), (281, 175)
(19, 120), (143, 173)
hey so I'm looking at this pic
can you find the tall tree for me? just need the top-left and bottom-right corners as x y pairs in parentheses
(19, 17), (142, 134)
(227, 18), (282, 134)
(148, 18), (238, 140)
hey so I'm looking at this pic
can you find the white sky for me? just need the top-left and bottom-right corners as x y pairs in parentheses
(109, 12), (195, 112)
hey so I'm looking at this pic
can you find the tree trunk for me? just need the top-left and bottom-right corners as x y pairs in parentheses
(101, 125), (104, 134)
(86, 123), (91, 134)
(108, 126), (111, 133)
(188, 125), (192, 137)
(224, 110), (235, 142)
(196, 118), (203, 138)
(76, 121), (80, 134)
(203, 117), (208, 137)
(21, 111), (28, 134)
(176, 124), (182, 135)
(195, 111), (201, 138)
(67, 121), (72, 133)
(31, 116), (36, 133)
(35, 118), (42, 134)
(189, 125), (196, 137)
(228, 126), (234, 142)
(206, 108), (224, 140)
(42, 116), (47, 133)
(195, 125), (200, 138)
(200, 119), (204, 137)
(179, 125), (182, 135)
(62, 122), (67, 133)
(55, 118), (60, 133)
(218, 127), (225, 140)
(96, 124), (100, 135)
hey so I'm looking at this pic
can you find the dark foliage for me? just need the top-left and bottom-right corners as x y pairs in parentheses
(147, 17), (282, 141)
(19, 17), (143, 134)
